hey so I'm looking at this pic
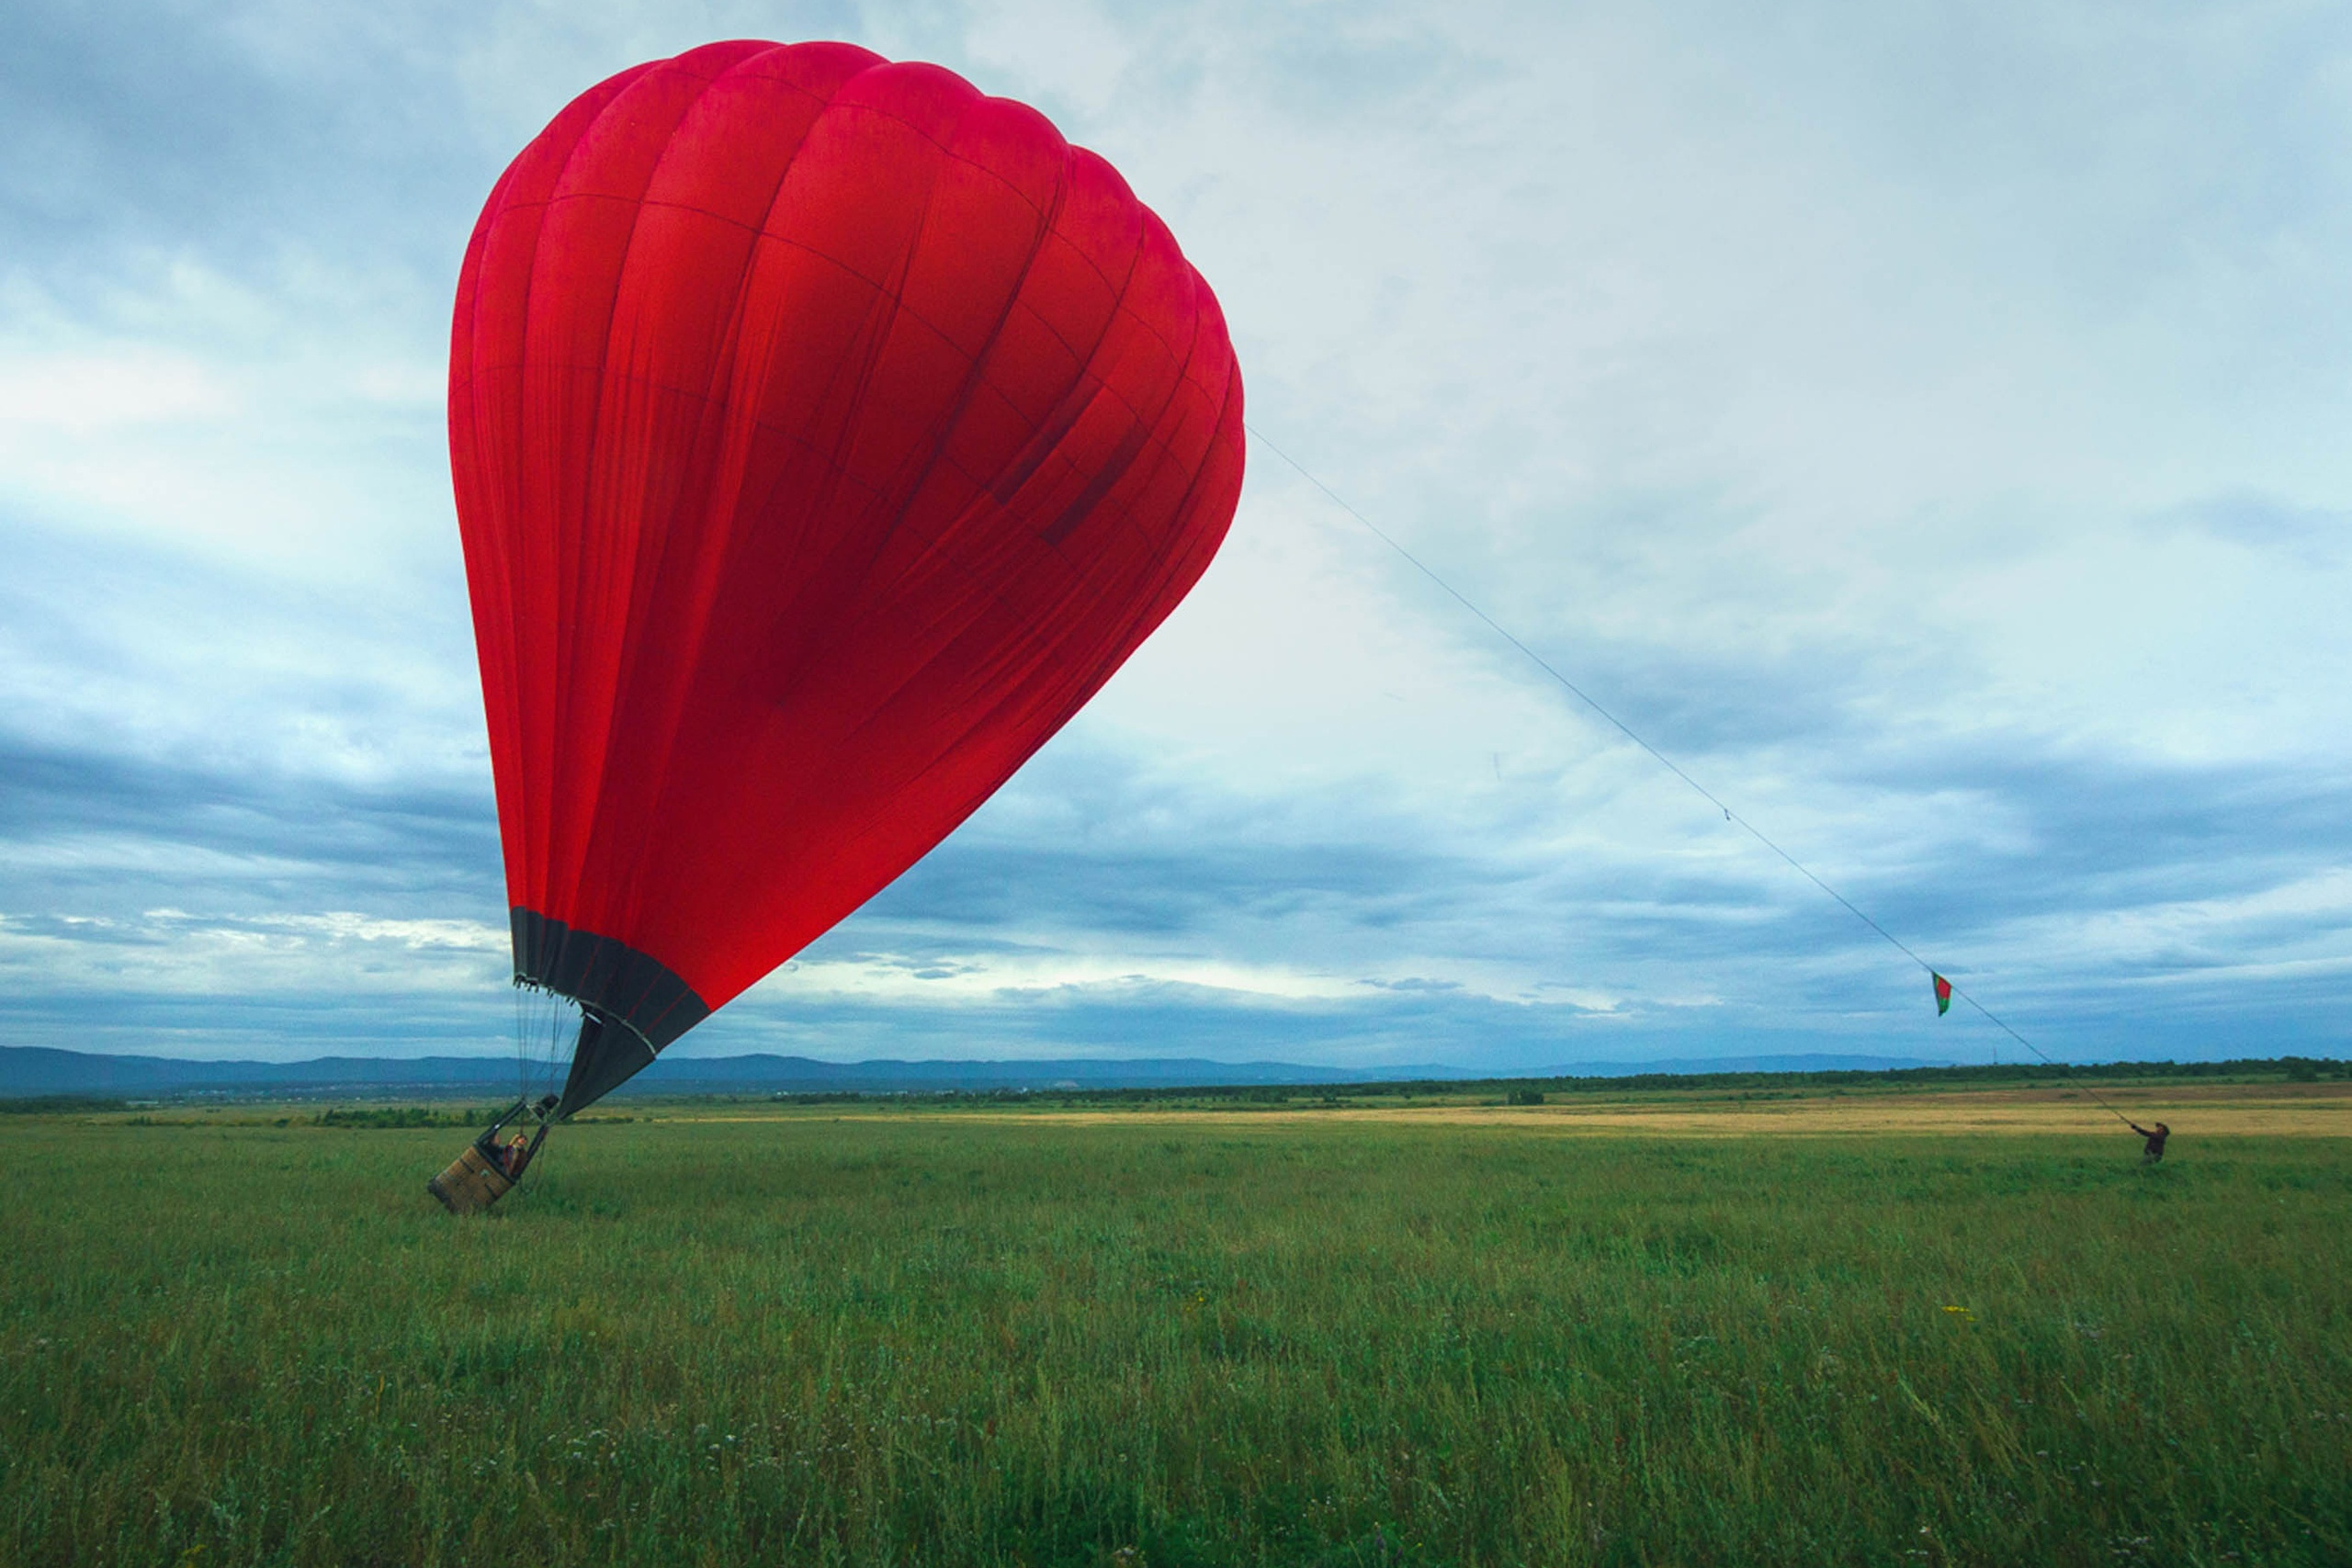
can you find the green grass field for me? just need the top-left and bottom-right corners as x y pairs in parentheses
(2, 1103), (2346, 1566)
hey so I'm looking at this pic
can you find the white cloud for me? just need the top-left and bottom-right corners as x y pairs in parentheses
(0, 348), (233, 433)
(0, 907), (508, 998)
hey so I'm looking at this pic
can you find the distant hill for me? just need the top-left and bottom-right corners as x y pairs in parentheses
(0, 1045), (1477, 1098)
(1, 1044), (1960, 1100)
(0, 1046), (525, 1096)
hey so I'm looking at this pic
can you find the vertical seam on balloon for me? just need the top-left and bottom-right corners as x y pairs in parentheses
(817, 162), (1155, 758)
(453, 164), (523, 931)
(816, 92), (984, 610)
(1107, 255), (1223, 562)
(704, 145), (1152, 972)
(1107, 294), (1244, 667)
(465, 166), (565, 921)
(663, 80), (996, 883)
(540, 62), (743, 937)
(1034, 226), (1194, 557)
(609, 58), (906, 982)
(751, 167), (949, 654)
(848, 132), (1075, 613)
(896, 148), (1070, 506)
(1040, 150), (1130, 303)
(472, 162), (561, 931)
(978, 174), (1154, 539)
(972, 168), (1158, 511)
(595, 47), (866, 953)
(495, 97), (620, 934)
(978, 267), (1239, 782)
(504, 111), (622, 932)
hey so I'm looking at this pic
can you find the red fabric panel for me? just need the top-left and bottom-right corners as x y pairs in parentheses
(449, 41), (1247, 1013)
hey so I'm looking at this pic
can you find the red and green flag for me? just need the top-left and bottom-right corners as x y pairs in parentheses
(1932, 973), (1952, 1016)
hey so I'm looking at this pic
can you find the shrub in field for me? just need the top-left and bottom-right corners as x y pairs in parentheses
(316, 1106), (497, 1129)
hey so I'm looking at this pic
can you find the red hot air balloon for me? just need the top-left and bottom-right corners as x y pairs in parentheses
(443, 40), (1245, 1136)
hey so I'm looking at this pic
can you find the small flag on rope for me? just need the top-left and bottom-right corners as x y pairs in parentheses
(1932, 973), (1952, 1016)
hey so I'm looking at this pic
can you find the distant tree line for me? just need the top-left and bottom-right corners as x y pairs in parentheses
(315, 1106), (503, 1129)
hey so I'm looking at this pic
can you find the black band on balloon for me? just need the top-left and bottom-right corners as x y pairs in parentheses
(511, 909), (711, 1116)
(509, 908), (709, 1055)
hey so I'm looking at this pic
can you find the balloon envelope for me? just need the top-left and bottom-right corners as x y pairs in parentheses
(448, 40), (1245, 1110)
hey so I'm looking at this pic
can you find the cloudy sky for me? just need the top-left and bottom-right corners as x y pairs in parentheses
(4, 0), (2347, 1069)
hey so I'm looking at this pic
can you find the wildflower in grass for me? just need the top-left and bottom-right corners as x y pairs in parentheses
(1942, 1304), (1974, 1323)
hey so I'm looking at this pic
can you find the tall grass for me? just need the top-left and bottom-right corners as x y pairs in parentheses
(0, 1112), (2344, 1565)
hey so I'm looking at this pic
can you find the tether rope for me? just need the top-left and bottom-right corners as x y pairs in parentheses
(1246, 422), (2144, 1130)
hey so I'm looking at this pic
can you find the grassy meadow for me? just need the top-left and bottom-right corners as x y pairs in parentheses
(1, 1088), (2346, 1566)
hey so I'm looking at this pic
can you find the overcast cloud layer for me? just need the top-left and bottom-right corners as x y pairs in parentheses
(3, 0), (2347, 1068)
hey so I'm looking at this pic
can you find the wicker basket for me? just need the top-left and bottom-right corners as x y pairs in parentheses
(426, 1142), (515, 1215)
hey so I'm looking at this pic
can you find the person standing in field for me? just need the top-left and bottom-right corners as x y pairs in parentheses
(2127, 1120), (2169, 1163)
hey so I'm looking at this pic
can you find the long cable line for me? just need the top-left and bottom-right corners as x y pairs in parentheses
(1245, 421), (2143, 1128)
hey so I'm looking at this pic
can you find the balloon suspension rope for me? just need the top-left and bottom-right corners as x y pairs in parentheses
(1246, 423), (2144, 1132)
(511, 980), (571, 1116)
(514, 981), (528, 1107)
